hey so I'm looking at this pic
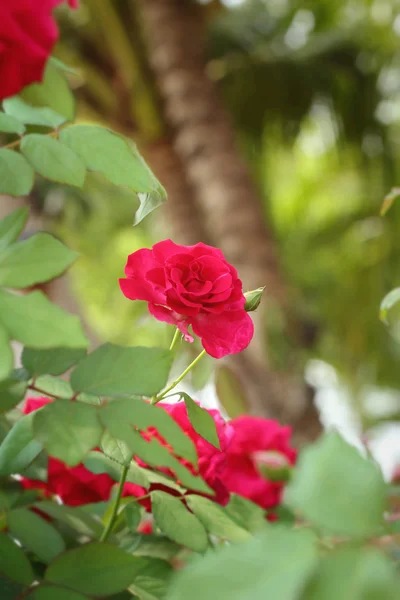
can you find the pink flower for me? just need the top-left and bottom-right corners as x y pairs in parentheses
(119, 240), (254, 358)
(221, 416), (297, 510)
(0, 0), (78, 101)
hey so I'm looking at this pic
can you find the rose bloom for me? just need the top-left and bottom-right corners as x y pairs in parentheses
(119, 240), (254, 358)
(0, 0), (77, 101)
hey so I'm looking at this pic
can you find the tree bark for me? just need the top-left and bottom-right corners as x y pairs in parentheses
(137, 0), (322, 441)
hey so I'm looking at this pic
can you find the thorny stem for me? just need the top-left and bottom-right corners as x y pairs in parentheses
(151, 349), (206, 404)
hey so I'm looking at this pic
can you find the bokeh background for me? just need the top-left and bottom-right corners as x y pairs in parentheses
(3, 0), (400, 466)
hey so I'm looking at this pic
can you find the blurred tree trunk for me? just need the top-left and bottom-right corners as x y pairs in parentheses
(137, 0), (321, 441)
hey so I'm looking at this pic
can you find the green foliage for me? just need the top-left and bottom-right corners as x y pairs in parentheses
(21, 135), (86, 187)
(151, 491), (209, 553)
(0, 378), (27, 413)
(8, 508), (65, 564)
(0, 149), (34, 196)
(380, 288), (400, 325)
(185, 496), (251, 543)
(124, 502), (142, 533)
(224, 494), (267, 533)
(29, 587), (89, 600)
(174, 393), (220, 448)
(0, 532), (35, 585)
(0, 207), (28, 251)
(128, 556), (173, 600)
(22, 347), (86, 376)
(0, 113), (25, 135)
(0, 326), (12, 381)
(21, 62), (75, 121)
(286, 432), (386, 538)
(32, 400), (103, 466)
(3, 96), (66, 128)
(36, 501), (104, 539)
(0, 233), (78, 289)
(71, 344), (173, 397)
(0, 413), (43, 476)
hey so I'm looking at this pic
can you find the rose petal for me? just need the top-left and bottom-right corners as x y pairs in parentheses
(148, 303), (194, 342)
(191, 310), (254, 358)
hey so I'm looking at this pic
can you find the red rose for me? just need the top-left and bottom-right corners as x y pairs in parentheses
(220, 416), (296, 510)
(119, 240), (254, 358)
(21, 397), (115, 506)
(0, 0), (77, 101)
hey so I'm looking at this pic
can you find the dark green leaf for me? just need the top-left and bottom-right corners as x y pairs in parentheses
(124, 502), (142, 532)
(186, 495), (251, 542)
(3, 97), (66, 128)
(0, 325), (12, 381)
(151, 491), (208, 553)
(30, 585), (89, 600)
(35, 501), (103, 539)
(8, 508), (65, 564)
(285, 432), (386, 538)
(0, 574), (26, 599)
(126, 534), (180, 560)
(0, 206), (29, 251)
(0, 532), (35, 585)
(45, 543), (149, 596)
(0, 290), (88, 348)
(21, 62), (75, 121)
(22, 347), (86, 377)
(71, 344), (172, 397)
(181, 393), (220, 448)
(0, 113), (25, 134)
(32, 400), (103, 466)
(0, 149), (34, 196)
(0, 378), (27, 413)
(0, 233), (78, 289)
(168, 527), (318, 600)
(21, 135), (86, 188)
(101, 397), (197, 463)
(0, 413), (43, 476)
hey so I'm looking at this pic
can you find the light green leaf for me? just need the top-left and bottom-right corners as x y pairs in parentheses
(22, 346), (86, 377)
(0, 413), (43, 476)
(124, 502), (142, 533)
(168, 527), (318, 600)
(285, 432), (386, 538)
(224, 494), (268, 533)
(0, 113), (25, 135)
(0, 290), (88, 348)
(380, 288), (400, 325)
(186, 495), (251, 543)
(134, 190), (166, 226)
(33, 375), (73, 399)
(8, 508), (65, 564)
(35, 501), (103, 539)
(0, 207), (29, 252)
(21, 135), (86, 187)
(151, 491), (208, 553)
(124, 534), (180, 561)
(83, 450), (149, 489)
(180, 393), (220, 448)
(32, 400), (103, 466)
(0, 149), (34, 197)
(21, 62), (75, 121)
(0, 325), (12, 381)
(101, 398), (197, 463)
(71, 344), (173, 397)
(304, 548), (400, 600)
(3, 97), (66, 128)
(128, 557), (173, 600)
(0, 378), (27, 413)
(100, 430), (132, 466)
(0, 532), (35, 585)
(0, 233), (78, 289)
(45, 543), (150, 596)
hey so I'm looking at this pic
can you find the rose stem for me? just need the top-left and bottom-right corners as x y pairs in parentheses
(151, 349), (206, 404)
(100, 464), (130, 542)
(169, 327), (181, 351)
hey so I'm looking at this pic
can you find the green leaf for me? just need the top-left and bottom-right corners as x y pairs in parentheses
(32, 400), (103, 466)
(0, 290), (88, 348)
(215, 365), (247, 418)
(0, 149), (34, 196)
(134, 189), (166, 226)
(21, 135), (86, 187)
(304, 548), (400, 600)
(83, 451), (149, 489)
(380, 288), (400, 325)
(22, 347), (86, 377)
(101, 397), (197, 463)
(21, 62), (75, 121)
(33, 374), (73, 399)
(151, 491), (208, 553)
(381, 187), (400, 216)
(45, 543), (150, 596)
(0, 413), (43, 476)
(0, 378), (27, 413)
(8, 508), (65, 564)
(126, 534), (180, 561)
(128, 557), (173, 600)
(59, 125), (164, 195)
(168, 527), (318, 600)
(0, 325), (12, 381)
(35, 501), (104, 539)
(0, 113), (25, 135)
(181, 393), (220, 448)
(0, 574), (26, 599)
(71, 344), (172, 397)
(30, 586), (89, 600)
(0, 206), (29, 251)
(3, 97), (66, 128)
(244, 287), (265, 312)
(124, 502), (142, 532)
(186, 495), (251, 543)
(100, 430), (133, 466)
(0, 233), (78, 289)
(285, 432), (386, 538)
(224, 494), (268, 533)
(0, 532), (35, 585)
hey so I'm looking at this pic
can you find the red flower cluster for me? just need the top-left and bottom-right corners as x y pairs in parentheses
(119, 240), (254, 358)
(21, 397), (296, 513)
(0, 0), (78, 101)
